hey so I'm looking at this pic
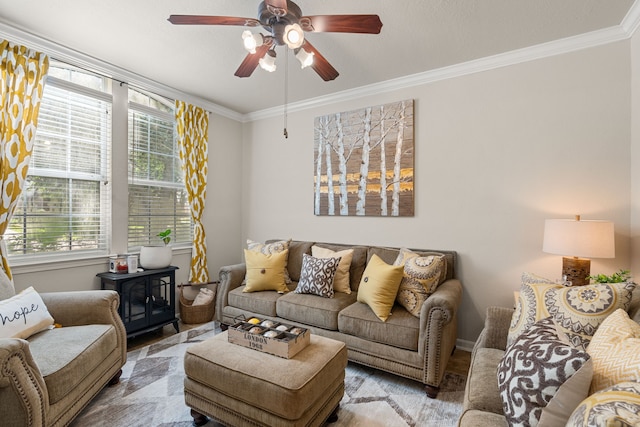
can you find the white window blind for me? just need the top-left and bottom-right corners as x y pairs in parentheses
(7, 75), (112, 257)
(127, 92), (192, 249)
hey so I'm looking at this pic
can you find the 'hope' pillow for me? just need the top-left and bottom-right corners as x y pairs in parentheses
(0, 286), (54, 339)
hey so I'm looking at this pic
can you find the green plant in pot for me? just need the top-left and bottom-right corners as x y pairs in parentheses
(139, 229), (172, 269)
(587, 269), (632, 284)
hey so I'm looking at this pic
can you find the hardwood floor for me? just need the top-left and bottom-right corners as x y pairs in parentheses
(126, 320), (472, 378)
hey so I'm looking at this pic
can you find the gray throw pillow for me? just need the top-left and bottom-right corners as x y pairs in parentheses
(294, 254), (341, 298)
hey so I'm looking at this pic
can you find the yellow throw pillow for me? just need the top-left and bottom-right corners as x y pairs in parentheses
(246, 239), (292, 284)
(357, 254), (404, 322)
(586, 308), (640, 393)
(311, 246), (353, 294)
(243, 249), (289, 293)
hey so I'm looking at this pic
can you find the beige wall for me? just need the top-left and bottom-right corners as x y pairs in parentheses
(631, 30), (640, 277)
(242, 41), (632, 344)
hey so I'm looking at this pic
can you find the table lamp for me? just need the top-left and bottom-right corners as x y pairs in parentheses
(542, 215), (615, 286)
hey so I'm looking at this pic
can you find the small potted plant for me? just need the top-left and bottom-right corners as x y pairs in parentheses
(139, 229), (173, 269)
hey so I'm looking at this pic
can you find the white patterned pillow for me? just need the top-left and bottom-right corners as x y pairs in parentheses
(247, 239), (292, 284)
(498, 317), (593, 427)
(567, 382), (640, 427)
(586, 308), (640, 393)
(294, 254), (341, 298)
(393, 249), (445, 317)
(545, 282), (636, 350)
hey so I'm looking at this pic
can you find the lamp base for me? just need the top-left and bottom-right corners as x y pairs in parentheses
(562, 257), (591, 286)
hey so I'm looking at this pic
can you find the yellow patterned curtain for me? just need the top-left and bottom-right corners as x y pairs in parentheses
(175, 100), (209, 282)
(0, 40), (49, 280)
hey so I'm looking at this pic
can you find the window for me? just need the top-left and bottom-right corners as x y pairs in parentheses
(127, 89), (192, 249)
(6, 65), (112, 258)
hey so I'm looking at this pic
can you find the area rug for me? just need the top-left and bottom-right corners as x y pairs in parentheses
(70, 322), (465, 427)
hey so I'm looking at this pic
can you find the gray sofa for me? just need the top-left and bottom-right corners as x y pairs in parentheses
(214, 240), (463, 398)
(459, 288), (640, 426)
(0, 289), (127, 427)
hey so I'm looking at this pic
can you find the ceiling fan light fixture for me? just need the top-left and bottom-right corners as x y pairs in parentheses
(295, 48), (314, 69)
(242, 30), (263, 54)
(259, 49), (277, 72)
(283, 23), (304, 49)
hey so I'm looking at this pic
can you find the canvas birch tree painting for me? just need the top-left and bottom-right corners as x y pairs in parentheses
(314, 99), (414, 216)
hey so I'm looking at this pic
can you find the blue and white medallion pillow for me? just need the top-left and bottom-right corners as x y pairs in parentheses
(498, 317), (593, 427)
(294, 254), (341, 298)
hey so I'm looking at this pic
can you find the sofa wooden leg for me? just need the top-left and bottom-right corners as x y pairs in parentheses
(108, 369), (122, 386)
(190, 409), (208, 426)
(451, 345), (457, 356)
(326, 405), (339, 423)
(220, 323), (229, 331)
(424, 384), (439, 399)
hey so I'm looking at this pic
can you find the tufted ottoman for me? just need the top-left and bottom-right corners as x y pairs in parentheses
(184, 331), (347, 426)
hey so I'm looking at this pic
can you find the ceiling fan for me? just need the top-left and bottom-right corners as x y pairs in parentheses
(168, 0), (383, 81)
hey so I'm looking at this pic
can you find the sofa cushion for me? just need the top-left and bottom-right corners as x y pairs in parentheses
(294, 254), (340, 298)
(567, 382), (640, 427)
(278, 240), (314, 282)
(277, 291), (356, 330)
(229, 285), (285, 317)
(357, 254), (404, 322)
(313, 243), (368, 291)
(338, 302), (419, 351)
(243, 249), (289, 293)
(311, 246), (353, 294)
(458, 409), (508, 427)
(464, 347), (506, 415)
(586, 308), (640, 393)
(28, 324), (117, 405)
(498, 317), (592, 427)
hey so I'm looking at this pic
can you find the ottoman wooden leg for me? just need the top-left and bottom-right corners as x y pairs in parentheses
(190, 408), (208, 426)
(326, 405), (339, 423)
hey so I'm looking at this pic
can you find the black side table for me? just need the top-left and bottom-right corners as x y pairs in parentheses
(97, 266), (179, 338)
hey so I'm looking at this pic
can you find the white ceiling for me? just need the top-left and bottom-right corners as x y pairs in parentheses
(0, 0), (636, 115)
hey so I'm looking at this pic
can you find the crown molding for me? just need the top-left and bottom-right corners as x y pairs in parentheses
(245, 23), (631, 122)
(0, 19), (244, 122)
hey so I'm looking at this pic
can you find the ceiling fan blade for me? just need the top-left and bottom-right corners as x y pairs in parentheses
(168, 15), (260, 27)
(299, 15), (383, 34)
(234, 44), (271, 78)
(302, 40), (339, 81)
(264, 0), (288, 17)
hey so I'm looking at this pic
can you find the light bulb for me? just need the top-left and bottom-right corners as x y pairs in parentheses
(259, 51), (277, 72)
(242, 30), (263, 54)
(295, 48), (314, 69)
(283, 23), (304, 49)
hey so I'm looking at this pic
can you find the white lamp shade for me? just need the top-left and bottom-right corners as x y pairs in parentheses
(543, 218), (615, 259)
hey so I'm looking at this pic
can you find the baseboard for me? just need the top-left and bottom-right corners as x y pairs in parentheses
(456, 338), (475, 353)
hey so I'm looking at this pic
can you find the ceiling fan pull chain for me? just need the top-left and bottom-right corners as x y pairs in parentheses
(284, 49), (289, 139)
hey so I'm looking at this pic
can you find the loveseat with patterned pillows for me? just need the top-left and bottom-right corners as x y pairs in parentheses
(214, 239), (463, 398)
(459, 272), (640, 426)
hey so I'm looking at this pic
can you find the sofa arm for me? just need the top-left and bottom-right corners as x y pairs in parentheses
(214, 263), (247, 324)
(41, 290), (121, 327)
(418, 279), (463, 391)
(0, 338), (49, 426)
(474, 306), (513, 351)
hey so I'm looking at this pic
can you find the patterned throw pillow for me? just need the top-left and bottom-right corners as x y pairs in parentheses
(393, 249), (446, 317)
(311, 246), (353, 294)
(508, 273), (636, 349)
(508, 277), (562, 347)
(546, 282), (636, 350)
(498, 317), (593, 427)
(567, 382), (640, 427)
(294, 254), (341, 298)
(247, 239), (292, 284)
(586, 308), (640, 393)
